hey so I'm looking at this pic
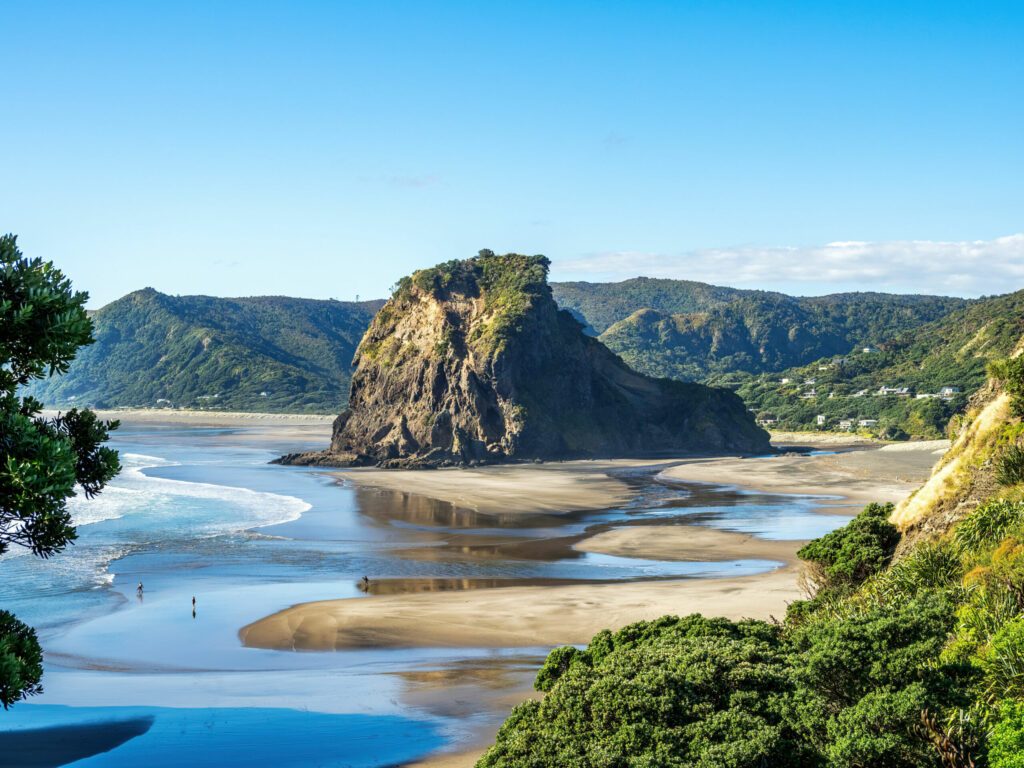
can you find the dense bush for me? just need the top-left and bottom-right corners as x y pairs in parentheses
(954, 499), (1024, 553)
(990, 700), (1024, 768)
(481, 447), (1024, 766)
(0, 611), (42, 709)
(996, 443), (1024, 487)
(990, 355), (1024, 419)
(796, 503), (900, 594)
(478, 615), (814, 768)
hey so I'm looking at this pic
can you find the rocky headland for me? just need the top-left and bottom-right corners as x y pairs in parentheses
(277, 251), (771, 468)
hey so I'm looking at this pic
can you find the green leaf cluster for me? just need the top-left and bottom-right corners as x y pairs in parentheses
(1, 234), (120, 708)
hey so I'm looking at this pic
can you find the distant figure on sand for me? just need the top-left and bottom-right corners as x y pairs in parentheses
(360, 575), (370, 592)
(192, 595), (196, 608)
(136, 581), (144, 596)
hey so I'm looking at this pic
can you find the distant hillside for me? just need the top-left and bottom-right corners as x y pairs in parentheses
(736, 289), (1024, 438)
(596, 291), (966, 381)
(551, 278), (963, 341)
(550, 277), (751, 334)
(27, 289), (384, 413)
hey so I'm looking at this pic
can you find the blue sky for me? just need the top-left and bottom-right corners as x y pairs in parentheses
(2, 1), (1022, 306)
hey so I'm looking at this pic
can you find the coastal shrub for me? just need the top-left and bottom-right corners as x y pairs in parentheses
(981, 617), (1024, 702)
(0, 234), (121, 708)
(862, 540), (964, 605)
(990, 700), (1024, 768)
(0, 611), (43, 709)
(478, 615), (814, 768)
(955, 499), (1024, 555)
(787, 594), (966, 767)
(990, 356), (1024, 418)
(997, 443), (1024, 487)
(796, 503), (900, 595)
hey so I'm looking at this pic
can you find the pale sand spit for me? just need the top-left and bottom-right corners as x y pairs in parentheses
(660, 442), (945, 509)
(42, 408), (337, 428)
(575, 525), (804, 566)
(240, 567), (799, 651)
(341, 460), (662, 516)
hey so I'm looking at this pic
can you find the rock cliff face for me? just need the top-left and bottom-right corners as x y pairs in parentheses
(280, 252), (771, 467)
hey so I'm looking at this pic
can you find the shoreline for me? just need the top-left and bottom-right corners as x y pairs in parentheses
(41, 408), (337, 427)
(241, 443), (943, 653)
(240, 440), (943, 768)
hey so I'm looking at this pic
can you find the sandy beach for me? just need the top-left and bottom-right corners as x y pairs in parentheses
(660, 441), (948, 509)
(243, 442), (943, 653)
(240, 561), (800, 651)
(343, 460), (656, 516)
(238, 440), (946, 767)
(43, 408), (337, 428)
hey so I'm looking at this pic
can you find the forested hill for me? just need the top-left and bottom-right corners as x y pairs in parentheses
(550, 278), (964, 341)
(550, 277), (752, 334)
(26, 289), (384, 413)
(736, 288), (1024, 438)
(597, 292), (965, 381)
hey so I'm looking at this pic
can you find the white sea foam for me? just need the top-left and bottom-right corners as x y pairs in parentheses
(68, 452), (311, 532)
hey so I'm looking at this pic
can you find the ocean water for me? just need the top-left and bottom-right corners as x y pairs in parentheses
(0, 424), (848, 766)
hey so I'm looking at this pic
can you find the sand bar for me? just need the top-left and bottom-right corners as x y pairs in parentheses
(575, 525), (804, 565)
(42, 408), (336, 428)
(660, 442), (946, 508)
(240, 564), (799, 651)
(341, 460), (660, 516)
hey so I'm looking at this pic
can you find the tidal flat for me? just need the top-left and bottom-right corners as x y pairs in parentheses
(0, 420), (937, 766)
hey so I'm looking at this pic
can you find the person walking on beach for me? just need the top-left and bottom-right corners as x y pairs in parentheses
(136, 581), (144, 596)
(192, 595), (196, 619)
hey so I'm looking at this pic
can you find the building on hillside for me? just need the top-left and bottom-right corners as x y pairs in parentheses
(878, 386), (911, 397)
(816, 414), (826, 426)
(804, 378), (817, 385)
(838, 419), (854, 431)
(852, 389), (869, 397)
(757, 417), (778, 427)
(916, 393), (938, 400)
(800, 388), (818, 399)
(862, 346), (878, 354)
(858, 418), (879, 427)
(780, 377), (792, 384)
(939, 386), (961, 398)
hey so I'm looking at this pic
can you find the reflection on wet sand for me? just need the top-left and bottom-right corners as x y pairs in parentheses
(355, 576), (593, 595)
(353, 485), (580, 529)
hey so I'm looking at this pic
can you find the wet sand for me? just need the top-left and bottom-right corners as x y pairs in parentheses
(240, 440), (945, 767)
(576, 525), (804, 565)
(660, 442), (947, 508)
(243, 443), (942, 653)
(240, 565), (799, 651)
(42, 408), (336, 429)
(343, 460), (654, 516)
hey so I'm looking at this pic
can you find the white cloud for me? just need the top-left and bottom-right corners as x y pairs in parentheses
(551, 234), (1024, 297)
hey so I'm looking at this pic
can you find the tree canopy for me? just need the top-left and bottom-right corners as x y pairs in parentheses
(0, 233), (120, 707)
